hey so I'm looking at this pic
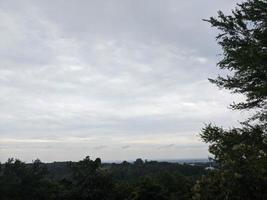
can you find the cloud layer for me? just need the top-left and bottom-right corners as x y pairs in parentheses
(0, 0), (244, 162)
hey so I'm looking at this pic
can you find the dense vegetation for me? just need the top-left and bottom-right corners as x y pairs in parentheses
(193, 0), (267, 199)
(0, 157), (210, 200)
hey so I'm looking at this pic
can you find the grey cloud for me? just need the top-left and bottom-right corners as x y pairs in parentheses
(0, 0), (244, 162)
(32, 0), (241, 56)
(93, 145), (108, 150)
(158, 144), (175, 149)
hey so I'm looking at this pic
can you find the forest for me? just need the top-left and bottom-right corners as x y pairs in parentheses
(0, 0), (266, 199)
(0, 157), (211, 200)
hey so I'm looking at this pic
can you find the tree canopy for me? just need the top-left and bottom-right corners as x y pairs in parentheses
(205, 0), (267, 121)
(193, 0), (267, 199)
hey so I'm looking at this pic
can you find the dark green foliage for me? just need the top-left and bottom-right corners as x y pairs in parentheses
(46, 161), (72, 180)
(0, 156), (208, 200)
(205, 0), (267, 121)
(0, 159), (58, 200)
(114, 181), (136, 200)
(157, 172), (193, 200)
(0, 157), (115, 200)
(132, 177), (168, 200)
(108, 160), (205, 183)
(107, 160), (202, 200)
(193, 124), (267, 199)
(194, 0), (267, 199)
(134, 158), (145, 165)
(200, 124), (267, 168)
(62, 156), (115, 200)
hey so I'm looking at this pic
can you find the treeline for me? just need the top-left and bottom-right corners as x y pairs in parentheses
(0, 156), (209, 200)
(0, 157), (209, 200)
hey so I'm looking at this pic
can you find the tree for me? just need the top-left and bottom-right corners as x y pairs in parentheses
(66, 156), (115, 200)
(0, 158), (58, 200)
(205, 0), (267, 121)
(193, 0), (267, 199)
(193, 124), (267, 199)
(133, 177), (168, 200)
(134, 158), (144, 166)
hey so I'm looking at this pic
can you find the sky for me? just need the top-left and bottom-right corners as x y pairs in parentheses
(0, 0), (246, 162)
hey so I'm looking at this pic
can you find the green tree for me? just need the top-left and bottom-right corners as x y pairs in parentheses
(133, 177), (168, 200)
(206, 0), (267, 121)
(157, 172), (192, 200)
(193, 0), (267, 199)
(193, 124), (267, 199)
(0, 158), (57, 200)
(66, 156), (115, 200)
(134, 158), (144, 166)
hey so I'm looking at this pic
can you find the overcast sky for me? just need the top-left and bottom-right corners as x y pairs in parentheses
(0, 0), (245, 162)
